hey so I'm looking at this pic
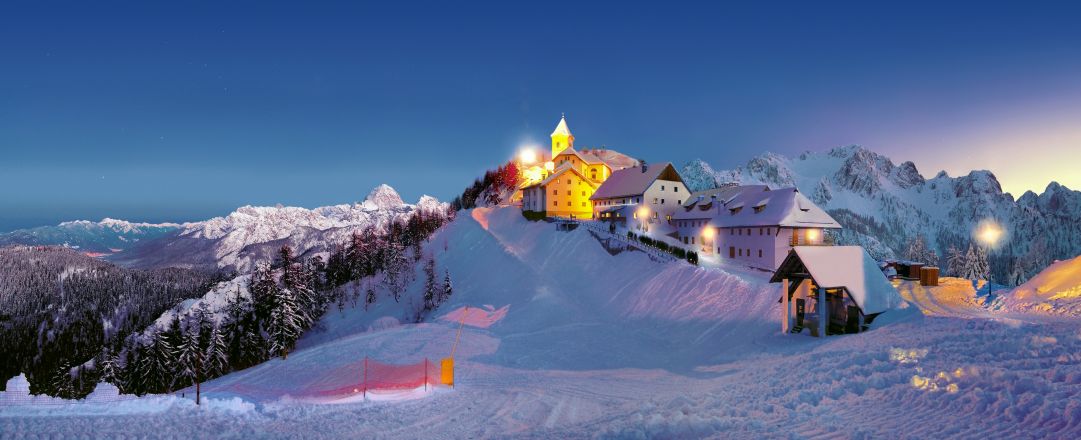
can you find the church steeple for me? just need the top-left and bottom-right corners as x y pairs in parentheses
(550, 114), (574, 158)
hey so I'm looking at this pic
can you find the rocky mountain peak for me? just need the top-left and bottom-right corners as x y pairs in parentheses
(364, 184), (405, 209)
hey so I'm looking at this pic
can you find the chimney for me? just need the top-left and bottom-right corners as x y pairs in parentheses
(641, 163), (648, 173)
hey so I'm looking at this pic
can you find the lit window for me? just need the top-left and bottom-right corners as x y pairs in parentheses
(552, 189), (557, 195)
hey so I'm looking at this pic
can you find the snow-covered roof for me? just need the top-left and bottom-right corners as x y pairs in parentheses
(590, 162), (683, 200)
(771, 246), (903, 315)
(554, 146), (610, 167)
(709, 188), (840, 229)
(672, 185), (769, 220)
(551, 115), (572, 137)
(523, 163), (598, 190)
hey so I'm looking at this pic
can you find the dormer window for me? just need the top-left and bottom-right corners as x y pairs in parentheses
(753, 205), (766, 213)
(730, 207), (743, 215)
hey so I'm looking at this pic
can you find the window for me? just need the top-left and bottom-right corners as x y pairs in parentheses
(738, 229), (742, 236)
(553, 200), (557, 206)
(566, 190), (571, 196)
(758, 249), (763, 258)
(692, 237), (696, 244)
(581, 202), (587, 207)
(661, 185), (665, 191)
(675, 187), (679, 192)
(552, 189), (557, 195)
(753, 205), (766, 213)
(567, 202), (571, 206)
(581, 191), (586, 196)
(678, 200), (682, 205)
(746, 228), (751, 235)
(738, 248), (742, 256)
(566, 179), (571, 185)
(684, 237), (688, 244)
(653, 198), (658, 204)
(661, 199), (665, 204)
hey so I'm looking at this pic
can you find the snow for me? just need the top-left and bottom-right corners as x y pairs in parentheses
(551, 115), (572, 136)
(6, 206), (1081, 438)
(999, 255), (1081, 316)
(788, 246), (904, 315)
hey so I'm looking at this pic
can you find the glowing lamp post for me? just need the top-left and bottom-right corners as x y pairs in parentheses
(519, 148), (537, 165)
(636, 206), (650, 232)
(976, 221), (1004, 295)
(701, 226), (715, 253)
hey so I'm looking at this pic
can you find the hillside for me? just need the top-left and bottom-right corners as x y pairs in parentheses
(111, 185), (449, 272)
(681, 146), (1081, 284)
(7, 207), (1081, 439)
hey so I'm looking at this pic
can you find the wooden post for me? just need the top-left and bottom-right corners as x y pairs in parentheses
(363, 356), (368, 400)
(817, 287), (827, 337)
(781, 278), (790, 334)
(195, 350), (201, 406)
(424, 358), (429, 392)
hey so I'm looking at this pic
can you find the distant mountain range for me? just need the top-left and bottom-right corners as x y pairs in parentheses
(0, 219), (181, 255)
(681, 145), (1081, 284)
(0, 185), (449, 274)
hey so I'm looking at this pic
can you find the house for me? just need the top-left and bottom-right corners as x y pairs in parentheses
(590, 162), (687, 231)
(521, 163), (601, 219)
(770, 246), (903, 336)
(672, 187), (841, 270)
(520, 116), (616, 219)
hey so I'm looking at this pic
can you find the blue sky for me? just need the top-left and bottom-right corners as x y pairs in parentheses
(3, 1), (1081, 231)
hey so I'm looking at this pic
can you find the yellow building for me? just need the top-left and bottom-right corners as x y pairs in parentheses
(521, 115), (614, 219)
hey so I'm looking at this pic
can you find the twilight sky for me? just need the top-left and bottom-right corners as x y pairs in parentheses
(3, 1), (1081, 231)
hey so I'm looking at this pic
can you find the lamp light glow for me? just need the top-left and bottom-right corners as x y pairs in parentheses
(519, 149), (537, 164)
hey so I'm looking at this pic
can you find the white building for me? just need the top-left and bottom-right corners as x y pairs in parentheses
(590, 162), (687, 232)
(672, 186), (841, 270)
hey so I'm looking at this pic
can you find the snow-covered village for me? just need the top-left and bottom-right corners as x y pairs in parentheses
(5, 3), (1081, 439)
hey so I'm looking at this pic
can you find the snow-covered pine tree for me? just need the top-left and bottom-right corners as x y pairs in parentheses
(268, 287), (302, 359)
(423, 258), (437, 311)
(903, 235), (939, 267)
(973, 245), (990, 282)
(250, 261), (279, 321)
(205, 325), (229, 378)
(441, 269), (453, 304)
(176, 324), (202, 388)
(49, 360), (75, 398)
(365, 281), (376, 310)
(147, 331), (177, 392)
(381, 240), (410, 303)
(947, 245), (966, 277)
(98, 347), (118, 386)
(240, 327), (266, 368)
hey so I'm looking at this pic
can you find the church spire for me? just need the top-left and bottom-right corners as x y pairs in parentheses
(550, 114), (574, 157)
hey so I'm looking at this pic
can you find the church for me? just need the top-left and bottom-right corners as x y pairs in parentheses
(520, 116), (626, 219)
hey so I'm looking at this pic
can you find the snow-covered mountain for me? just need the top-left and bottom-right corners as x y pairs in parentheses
(111, 185), (449, 272)
(0, 219), (181, 255)
(681, 145), (1081, 284)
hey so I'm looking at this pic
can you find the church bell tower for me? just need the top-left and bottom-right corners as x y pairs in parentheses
(550, 114), (574, 158)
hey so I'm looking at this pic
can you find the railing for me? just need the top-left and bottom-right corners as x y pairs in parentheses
(563, 218), (678, 263)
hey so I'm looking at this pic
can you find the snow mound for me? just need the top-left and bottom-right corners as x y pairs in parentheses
(1002, 255), (1081, 316)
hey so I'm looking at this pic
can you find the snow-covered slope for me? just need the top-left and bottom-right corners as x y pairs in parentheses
(112, 185), (448, 272)
(0, 219), (181, 254)
(999, 255), (1081, 316)
(17, 206), (1079, 438)
(682, 146), (1081, 284)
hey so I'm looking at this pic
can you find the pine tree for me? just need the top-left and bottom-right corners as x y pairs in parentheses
(205, 325), (229, 378)
(381, 240), (411, 302)
(250, 261), (279, 321)
(365, 281), (376, 310)
(147, 332), (176, 393)
(423, 258), (437, 311)
(98, 347), (118, 386)
(268, 287), (302, 359)
(441, 269), (453, 304)
(947, 245), (966, 277)
(904, 235), (938, 267)
(176, 325), (202, 388)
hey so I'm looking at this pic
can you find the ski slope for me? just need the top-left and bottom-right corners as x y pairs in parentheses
(5, 207), (1081, 439)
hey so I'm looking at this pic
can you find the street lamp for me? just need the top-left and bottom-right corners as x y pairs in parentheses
(976, 220), (1004, 296)
(636, 206), (650, 232)
(519, 148), (537, 165)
